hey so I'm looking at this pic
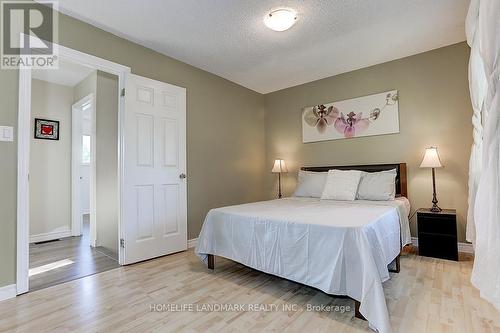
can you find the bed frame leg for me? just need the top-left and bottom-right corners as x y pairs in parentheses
(207, 254), (215, 270)
(389, 254), (400, 273)
(354, 300), (366, 320)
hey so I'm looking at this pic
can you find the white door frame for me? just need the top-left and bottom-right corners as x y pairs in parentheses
(71, 94), (95, 244)
(17, 37), (131, 294)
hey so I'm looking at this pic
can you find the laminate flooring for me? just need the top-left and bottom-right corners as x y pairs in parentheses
(4, 245), (497, 332)
(29, 215), (120, 292)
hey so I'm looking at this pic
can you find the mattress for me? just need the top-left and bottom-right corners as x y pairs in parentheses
(196, 197), (411, 333)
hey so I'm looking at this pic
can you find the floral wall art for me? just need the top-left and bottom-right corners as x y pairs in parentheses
(302, 90), (399, 143)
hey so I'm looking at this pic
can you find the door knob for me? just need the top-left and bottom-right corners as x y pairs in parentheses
(179, 173), (187, 179)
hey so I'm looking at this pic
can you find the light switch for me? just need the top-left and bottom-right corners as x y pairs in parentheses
(0, 126), (14, 142)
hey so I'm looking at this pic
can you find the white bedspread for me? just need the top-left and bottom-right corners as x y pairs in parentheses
(196, 197), (411, 333)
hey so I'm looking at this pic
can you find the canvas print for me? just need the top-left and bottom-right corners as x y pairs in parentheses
(34, 118), (59, 140)
(302, 90), (399, 143)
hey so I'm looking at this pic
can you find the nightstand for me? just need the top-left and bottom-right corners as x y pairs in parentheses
(417, 208), (458, 261)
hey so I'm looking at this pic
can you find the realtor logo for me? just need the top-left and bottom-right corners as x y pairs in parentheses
(1, 0), (58, 69)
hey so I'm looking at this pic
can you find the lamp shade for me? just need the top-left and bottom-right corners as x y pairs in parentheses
(420, 147), (443, 168)
(271, 159), (288, 173)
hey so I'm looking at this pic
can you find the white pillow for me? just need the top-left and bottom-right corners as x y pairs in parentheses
(293, 170), (328, 198)
(321, 170), (362, 201)
(356, 169), (397, 201)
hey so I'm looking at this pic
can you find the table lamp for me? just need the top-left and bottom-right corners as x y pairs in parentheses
(420, 147), (443, 212)
(271, 159), (288, 199)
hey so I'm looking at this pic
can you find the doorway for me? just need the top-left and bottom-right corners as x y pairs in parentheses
(17, 38), (187, 296)
(28, 60), (120, 291)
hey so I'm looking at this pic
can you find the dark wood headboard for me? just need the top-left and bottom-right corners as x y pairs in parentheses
(301, 163), (407, 198)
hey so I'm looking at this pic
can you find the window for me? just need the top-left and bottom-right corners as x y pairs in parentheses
(82, 135), (91, 165)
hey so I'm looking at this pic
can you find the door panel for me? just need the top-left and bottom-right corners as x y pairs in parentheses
(162, 118), (179, 167)
(123, 74), (187, 264)
(161, 184), (179, 235)
(136, 114), (154, 167)
(135, 185), (155, 240)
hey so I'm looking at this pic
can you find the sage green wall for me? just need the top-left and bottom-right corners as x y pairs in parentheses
(0, 70), (19, 287)
(264, 42), (472, 241)
(0, 11), (266, 287)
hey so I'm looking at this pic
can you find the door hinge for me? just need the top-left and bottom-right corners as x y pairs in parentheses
(120, 238), (125, 248)
(121, 88), (125, 97)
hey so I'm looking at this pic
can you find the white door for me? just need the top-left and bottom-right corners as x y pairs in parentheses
(80, 161), (91, 214)
(71, 95), (94, 238)
(122, 74), (187, 264)
(71, 103), (84, 236)
(81, 119), (91, 214)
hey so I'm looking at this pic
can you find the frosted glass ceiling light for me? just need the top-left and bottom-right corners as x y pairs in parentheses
(264, 9), (297, 32)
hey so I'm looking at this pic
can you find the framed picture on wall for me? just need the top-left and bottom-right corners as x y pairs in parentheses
(34, 118), (60, 140)
(302, 90), (399, 143)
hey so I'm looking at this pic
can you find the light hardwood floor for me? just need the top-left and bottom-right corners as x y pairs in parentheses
(29, 216), (119, 291)
(1, 248), (499, 333)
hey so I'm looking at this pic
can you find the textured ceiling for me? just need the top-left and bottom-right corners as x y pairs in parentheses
(55, 0), (469, 93)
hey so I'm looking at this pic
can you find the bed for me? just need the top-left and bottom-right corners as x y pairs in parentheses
(196, 163), (411, 333)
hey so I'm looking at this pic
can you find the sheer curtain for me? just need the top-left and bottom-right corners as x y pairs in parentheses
(466, 0), (500, 310)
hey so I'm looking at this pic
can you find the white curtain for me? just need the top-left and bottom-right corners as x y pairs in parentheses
(465, 0), (486, 245)
(467, 0), (500, 310)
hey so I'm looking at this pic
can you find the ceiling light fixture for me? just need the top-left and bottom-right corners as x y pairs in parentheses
(264, 9), (297, 32)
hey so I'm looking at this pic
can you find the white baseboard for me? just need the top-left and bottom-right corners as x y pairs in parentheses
(188, 238), (198, 249)
(411, 237), (474, 254)
(30, 228), (72, 243)
(458, 242), (474, 254)
(0, 284), (16, 302)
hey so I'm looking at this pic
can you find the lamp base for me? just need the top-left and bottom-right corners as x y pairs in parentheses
(430, 204), (442, 212)
(277, 172), (282, 199)
(430, 168), (441, 212)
